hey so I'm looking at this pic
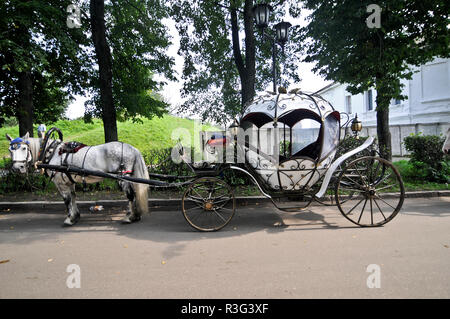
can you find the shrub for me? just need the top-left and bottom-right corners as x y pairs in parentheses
(393, 160), (428, 181)
(143, 148), (194, 180)
(143, 147), (250, 186)
(335, 136), (377, 166)
(403, 133), (449, 183)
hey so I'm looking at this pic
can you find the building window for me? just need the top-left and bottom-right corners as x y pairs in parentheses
(367, 90), (373, 111)
(345, 95), (352, 114)
(421, 60), (450, 101)
(392, 98), (401, 105)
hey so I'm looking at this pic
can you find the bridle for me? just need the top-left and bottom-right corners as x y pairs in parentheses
(9, 138), (33, 169)
(9, 128), (63, 190)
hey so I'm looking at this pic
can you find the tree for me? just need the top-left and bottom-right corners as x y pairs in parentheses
(0, 0), (90, 134)
(89, 0), (117, 142)
(170, 0), (303, 124)
(86, 0), (175, 142)
(301, 0), (449, 160)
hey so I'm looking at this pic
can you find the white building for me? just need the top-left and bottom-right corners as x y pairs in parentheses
(315, 57), (450, 156)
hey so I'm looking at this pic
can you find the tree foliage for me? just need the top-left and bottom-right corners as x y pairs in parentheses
(1, 0), (175, 142)
(84, 0), (176, 124)
(170, 0), (303, 124)
(0, 0), (90, 133)
(301, 0), (449, 159)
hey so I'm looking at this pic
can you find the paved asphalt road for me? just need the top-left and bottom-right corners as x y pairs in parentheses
(0, 197), (449, 299)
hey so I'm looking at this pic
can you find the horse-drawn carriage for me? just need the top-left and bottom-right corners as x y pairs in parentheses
(175, 90), (405, 231)
(7, 90), (405, 231)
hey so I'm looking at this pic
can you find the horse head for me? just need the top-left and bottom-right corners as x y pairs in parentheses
(5, 132), (33, 174)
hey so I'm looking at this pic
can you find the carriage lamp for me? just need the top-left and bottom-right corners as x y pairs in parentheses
(229, 119), (240, 136)
(351, 114), (363, 138)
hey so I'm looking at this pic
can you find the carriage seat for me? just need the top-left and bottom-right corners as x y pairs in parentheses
(291, 141), (321, 161)
(58, 141), (87, 155)
(279, 141), (321, 163)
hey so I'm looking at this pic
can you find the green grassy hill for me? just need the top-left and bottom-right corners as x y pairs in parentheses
(0, 115), (218, 159)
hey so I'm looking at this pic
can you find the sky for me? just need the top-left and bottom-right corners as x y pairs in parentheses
(65, 14), (331, 120)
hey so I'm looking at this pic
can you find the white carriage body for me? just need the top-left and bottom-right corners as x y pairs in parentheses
(239, 91), (341, 191)
(191, 90), (344, 192)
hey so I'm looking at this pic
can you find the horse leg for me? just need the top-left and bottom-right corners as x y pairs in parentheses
(120, 181), (141, 224)
(54, 173), (80, 226)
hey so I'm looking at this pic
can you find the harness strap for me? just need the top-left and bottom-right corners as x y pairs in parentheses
(80, 146), (92, 192)
(120, 142), (125, 172)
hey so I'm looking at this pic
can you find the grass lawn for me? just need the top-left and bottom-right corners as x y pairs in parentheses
(0, 114), (219, 159)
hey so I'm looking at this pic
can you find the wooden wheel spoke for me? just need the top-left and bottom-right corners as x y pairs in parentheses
(375, 171), (392, 186)
(212, 193), (229, 202)
(182, 177), (235, 231)
(189, 210), (204, 223)
(186, 194), (204, 204)
(373, 197), (387, 220)
(370, 197), (374, 225)
(191, 187), (206, 199)
(372, 160), (382, 181)
(212, 208), (228, 223)
(185, 205), (203, 212)
(214, 198), (232, 208)
(374, 194), (397, 210)
(342, 173), (365, 189)
(345, 197), (365, 216)
(354, 165), (368, 187)
(339, 185), (365, 193)
(375, 183), (397, 192)
(337, 156), (404, 227)
(357, 197), (368, 223)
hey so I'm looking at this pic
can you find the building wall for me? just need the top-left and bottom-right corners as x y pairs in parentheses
(316, 57), (450, 156)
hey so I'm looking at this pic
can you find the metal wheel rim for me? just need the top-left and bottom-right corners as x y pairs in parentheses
(182, 177), (236, 231)
(335, 156), (405, 227)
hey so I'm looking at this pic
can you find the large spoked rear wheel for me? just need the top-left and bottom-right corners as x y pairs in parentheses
(335, 156), (405, 227)
(182, 177), (236, 231)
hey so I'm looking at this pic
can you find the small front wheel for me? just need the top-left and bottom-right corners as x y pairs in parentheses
(335, 156), (405, 227)
(182, 177), (236, 231)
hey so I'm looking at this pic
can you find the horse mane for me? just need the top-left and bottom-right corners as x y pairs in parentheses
(25, 138), (43, 165)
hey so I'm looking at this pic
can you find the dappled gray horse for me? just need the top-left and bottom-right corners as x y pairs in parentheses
(443, 128), (450, 154)
(5, 132), (149, 226)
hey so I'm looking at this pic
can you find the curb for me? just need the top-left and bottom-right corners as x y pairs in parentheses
(0, 191), (449, 211)
(0, 196), (269, 212)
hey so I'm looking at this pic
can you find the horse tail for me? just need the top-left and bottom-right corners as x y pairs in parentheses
(132, 150), (149, 215)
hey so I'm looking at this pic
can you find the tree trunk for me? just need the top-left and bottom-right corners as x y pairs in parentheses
(17, 71), (34, 137)
(375, 87), (392, 161)
(15, 3), (34, 138)
(242, 0), (256, 105)
(90, 0), (118, 142)
(230, 0), (256, 111)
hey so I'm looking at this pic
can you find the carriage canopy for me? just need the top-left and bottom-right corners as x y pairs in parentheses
(240, 90), (341, 163)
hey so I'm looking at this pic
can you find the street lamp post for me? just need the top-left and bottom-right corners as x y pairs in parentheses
(252, 3), (292, 92)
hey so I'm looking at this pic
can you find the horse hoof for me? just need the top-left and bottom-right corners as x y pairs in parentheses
(121, 214), (141, 224)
